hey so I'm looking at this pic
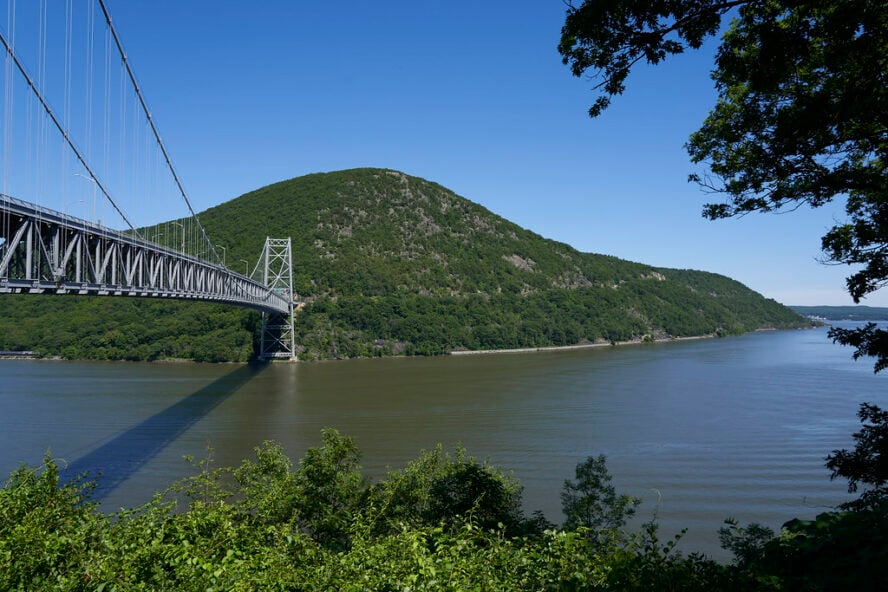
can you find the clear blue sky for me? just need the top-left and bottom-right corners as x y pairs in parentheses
(37, 1), (887, 306)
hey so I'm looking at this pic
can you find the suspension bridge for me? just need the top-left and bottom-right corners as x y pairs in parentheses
(0, 0), (296, 359)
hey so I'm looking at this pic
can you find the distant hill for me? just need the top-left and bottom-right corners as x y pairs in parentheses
(0, 168), (808, 361)
(790, 305), (888, 321)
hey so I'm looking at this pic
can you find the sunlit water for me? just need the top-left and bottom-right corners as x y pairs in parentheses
(2, 323), (885, 558)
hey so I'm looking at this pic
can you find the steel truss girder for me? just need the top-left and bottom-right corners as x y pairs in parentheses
(0, 195), (290, 315)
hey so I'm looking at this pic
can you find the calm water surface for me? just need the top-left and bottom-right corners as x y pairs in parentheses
(2, 324), (886, 557)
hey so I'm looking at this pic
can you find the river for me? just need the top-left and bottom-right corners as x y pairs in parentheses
(2, 323), (885, 558)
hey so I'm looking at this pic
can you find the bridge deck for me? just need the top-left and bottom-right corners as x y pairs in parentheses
(0, 195), (291, 315)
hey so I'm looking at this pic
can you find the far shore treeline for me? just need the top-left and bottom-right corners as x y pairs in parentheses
(0, 169), (808, 362)
(790, 305), (888, 322)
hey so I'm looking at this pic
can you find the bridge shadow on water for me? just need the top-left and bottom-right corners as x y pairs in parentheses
(61, 363), (268, 502)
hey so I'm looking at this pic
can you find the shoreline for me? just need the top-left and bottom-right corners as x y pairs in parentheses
(1, 326), (816, 364)
(449, 334), (717, 356)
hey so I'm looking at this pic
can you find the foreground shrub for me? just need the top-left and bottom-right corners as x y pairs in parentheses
(3, 428), (885, 590)
(0, 456), (105, 590)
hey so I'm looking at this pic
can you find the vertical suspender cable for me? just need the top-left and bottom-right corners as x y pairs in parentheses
(36, 0), (46, 209)
(2, 0), (13, 196)
(1, 0), (14, 273)
(63, 0), (73, 215)
(96, 0), (222, 265)
(84, 0), (95, 221)
(102, 21), (110, 224)
(0, 25), (140, 234)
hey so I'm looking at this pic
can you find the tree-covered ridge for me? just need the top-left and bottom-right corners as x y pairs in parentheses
(198, 168), (805, 358)
(0, 168), (806, 361)
(197, 168), (654, 299)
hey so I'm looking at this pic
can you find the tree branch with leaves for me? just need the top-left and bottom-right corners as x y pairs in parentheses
(561, 0), (888, 371)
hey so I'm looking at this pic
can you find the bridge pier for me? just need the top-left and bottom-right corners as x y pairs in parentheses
(259, 310), (297, 362)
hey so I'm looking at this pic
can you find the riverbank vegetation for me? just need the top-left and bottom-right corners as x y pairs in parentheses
(3, 418), (886, 591)
(0, 169), (808, 362)
(0, 297), (258, 362)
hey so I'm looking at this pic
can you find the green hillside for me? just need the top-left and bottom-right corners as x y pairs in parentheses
(0, 168), (807, 361)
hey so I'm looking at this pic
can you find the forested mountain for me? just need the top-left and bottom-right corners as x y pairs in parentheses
(0, 168), (807, 361)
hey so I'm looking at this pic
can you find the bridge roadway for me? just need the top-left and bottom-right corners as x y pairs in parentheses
(0, 194), (291, 315)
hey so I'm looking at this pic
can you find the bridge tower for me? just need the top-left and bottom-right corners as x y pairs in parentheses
(257, 237), (297, 361)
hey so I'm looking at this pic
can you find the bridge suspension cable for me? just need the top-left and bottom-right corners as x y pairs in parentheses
(0, 22), (139, 236)
(95, 0), (221, 266)
(0, 0), (223, 266)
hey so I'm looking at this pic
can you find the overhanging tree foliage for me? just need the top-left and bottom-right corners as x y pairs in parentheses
(827, 402), (888, 509)
(560, 0), (888, 372)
